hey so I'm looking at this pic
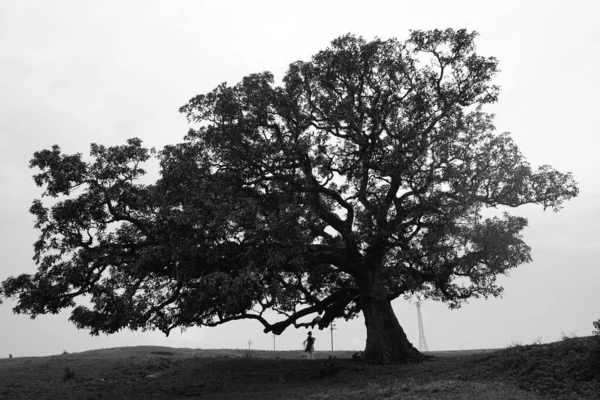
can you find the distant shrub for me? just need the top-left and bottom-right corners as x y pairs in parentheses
(62, 366), (75, 382)
(322, 355), (341, 377)
(560, 330), (578, 341)
(593, 319), (600, 336)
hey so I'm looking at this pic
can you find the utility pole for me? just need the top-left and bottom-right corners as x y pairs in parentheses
(248, 340), (253, 351)
(272, 333), (276, 351)
(330, 322), (337, 351)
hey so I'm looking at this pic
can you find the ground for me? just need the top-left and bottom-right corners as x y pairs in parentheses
(0, 336), (598, 399)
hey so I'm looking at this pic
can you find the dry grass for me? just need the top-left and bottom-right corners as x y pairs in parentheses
(0, 337), (598, 399)
(307, 380), (543, 400)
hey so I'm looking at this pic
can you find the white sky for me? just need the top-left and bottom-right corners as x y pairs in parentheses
(1, 0), (599, 358)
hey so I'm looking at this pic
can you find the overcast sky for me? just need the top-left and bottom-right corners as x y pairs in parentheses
(1, 0), (599, 358)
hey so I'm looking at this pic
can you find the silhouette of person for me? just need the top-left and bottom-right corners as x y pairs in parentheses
(303, 331), (316, 360)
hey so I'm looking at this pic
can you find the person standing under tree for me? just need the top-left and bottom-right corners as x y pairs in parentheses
(303, 331), (316, 360)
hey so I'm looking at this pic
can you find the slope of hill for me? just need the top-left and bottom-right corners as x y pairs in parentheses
(0, 337), (598, 399)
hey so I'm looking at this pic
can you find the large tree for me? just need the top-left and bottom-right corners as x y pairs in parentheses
(1, 30), (578, 363)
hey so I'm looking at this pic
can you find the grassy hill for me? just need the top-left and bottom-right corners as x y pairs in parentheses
(1, 336), (598, 399)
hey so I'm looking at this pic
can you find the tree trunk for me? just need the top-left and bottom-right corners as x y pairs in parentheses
(361, 294), (423, 364)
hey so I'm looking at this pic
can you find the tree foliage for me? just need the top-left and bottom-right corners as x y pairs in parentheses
(1, 30), (578, 362)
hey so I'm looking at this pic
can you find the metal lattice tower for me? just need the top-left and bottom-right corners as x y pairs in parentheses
(416, 301), (429, 351)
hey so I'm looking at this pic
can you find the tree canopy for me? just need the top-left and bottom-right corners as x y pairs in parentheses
(0, 29), (578, 363)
